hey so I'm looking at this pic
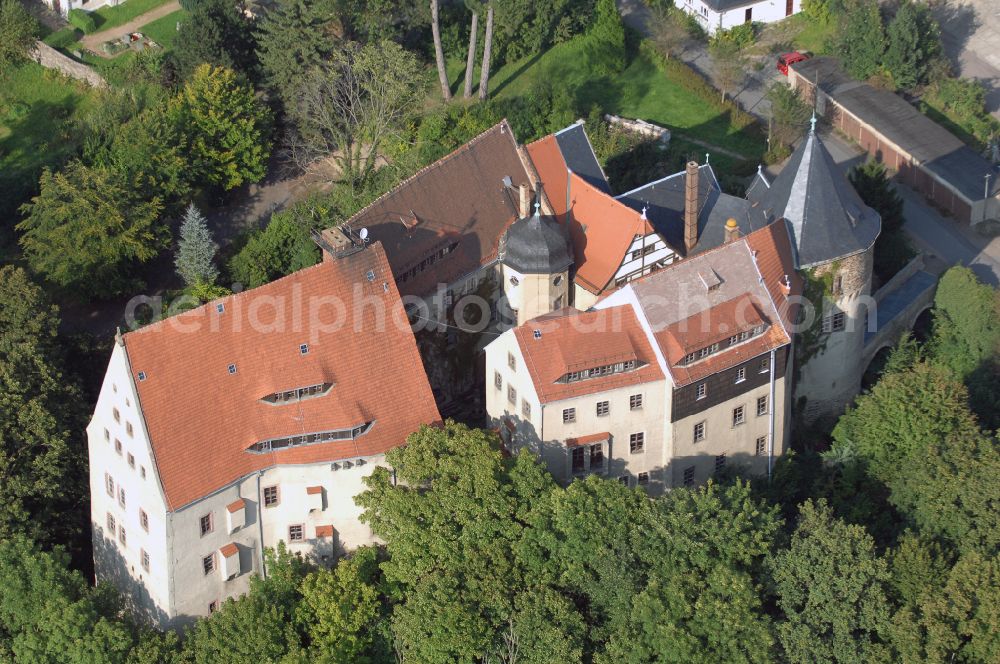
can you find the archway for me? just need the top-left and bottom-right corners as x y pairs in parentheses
(862, 345), (893, 390)
(911, 306), (933, 344)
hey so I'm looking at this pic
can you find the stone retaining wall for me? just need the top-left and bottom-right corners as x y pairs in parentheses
(33, 41), (106, 88)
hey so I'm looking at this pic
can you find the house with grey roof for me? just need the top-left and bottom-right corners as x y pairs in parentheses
(789, 56), (1000, 226)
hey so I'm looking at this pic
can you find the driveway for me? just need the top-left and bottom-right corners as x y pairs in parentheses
(617, 0), (784, 121)
(932, 0), (1000, 120)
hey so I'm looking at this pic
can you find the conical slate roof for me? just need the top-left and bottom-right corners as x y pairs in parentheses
(500, 208), (573, 274)
(751, 128), (880, 268)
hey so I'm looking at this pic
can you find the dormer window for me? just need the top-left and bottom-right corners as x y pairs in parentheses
(299, 343), (309, 355)
(261, 382), (333, 405)
(246, 421), (375, 454)
(679, 324), (768, 367)
(558, 359), (642, 384)
(137, 371), (147, 381)
(216, 303), (225, 313)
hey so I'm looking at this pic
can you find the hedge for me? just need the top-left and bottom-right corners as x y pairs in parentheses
(68, 9), (97, 34)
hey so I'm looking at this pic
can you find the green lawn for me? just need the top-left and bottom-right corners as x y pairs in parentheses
(140, 8), (186, 48)
(0, 62), (98, 219)
(90, 0), (173, 32)
(787, 15), (836, 55)
(455, 36), (763, 159)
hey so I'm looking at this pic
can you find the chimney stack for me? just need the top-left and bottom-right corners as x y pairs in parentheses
(519, 183), (531, 218)
(684, 161), (699, 253)
(724, 218), (740, 243)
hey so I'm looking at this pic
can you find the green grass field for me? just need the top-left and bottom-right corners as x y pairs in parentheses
(0, 62), (98, 220)
(140, 8), (186, 48)
(90, 0), (173, 32)
(448, 36), (763, 160)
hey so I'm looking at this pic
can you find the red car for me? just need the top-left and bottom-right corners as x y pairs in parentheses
(777, 52), (810, 76)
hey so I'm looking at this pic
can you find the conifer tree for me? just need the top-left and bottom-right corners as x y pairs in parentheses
(175, 203), (219, 287)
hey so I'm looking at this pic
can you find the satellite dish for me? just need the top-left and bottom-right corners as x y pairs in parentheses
(359, 228), (369, 242)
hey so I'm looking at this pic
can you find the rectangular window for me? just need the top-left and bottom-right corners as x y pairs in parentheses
(115, 439), (122, 455)
(127, 453), (135, 469)
(696, 382), (706, 400)
(288, 524), (304, 542)
(638, 472), (649, 486)
(106, 512), (115, 533)
(756, 436), (767, 457)
(571, 447), (585, 472)
(521, 400), (531, 419)
(596, 401), (609, 417)
(208, 600), (219, 614)
(715, 453), (727, 473)
(105, 473), (114, 497)
(823, 311), (847, 332)
(508, 352), (516, 370)
(590, 443), (604, 466)
(683, 466), (695, 486)
(760, 357), (770, 373)
(118, 487), (126, 509)
(200, 513), (213, 537)
(140, 509), (149, 532)
(507, 385), (517, 405)
(733, 406), (745, 426)
(119, 525), (127, 547)
(113, 408), (120, 423)
(203, 553), (215, 575)
(629, 432), (645, 453)
(141, 549), (150, 572)
(563, 408), (576, 423)
(263, 485), (279, 507)
(631, 249), (642, 261)
(126, 422), (133, 438)
(735, 367), (746, 383)
(630, 394), (643, 410)
(757, 395), (768, 416)
(729, 335), (739, 346)
(494, 371), (502, 390)
(618, 475), (630, 486)
(693, 421), (706, 442)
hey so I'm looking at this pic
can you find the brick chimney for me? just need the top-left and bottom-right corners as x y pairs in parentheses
(519, 183), (531, 218)
(724, 218), (740, 243)
(684, 161), (699, 253)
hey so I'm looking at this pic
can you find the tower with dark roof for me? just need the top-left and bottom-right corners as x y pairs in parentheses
(498, 203), (574, 326)
(751, 118), (881, 422)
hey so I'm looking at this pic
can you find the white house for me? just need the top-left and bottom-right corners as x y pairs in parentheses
(87, 242), (440, 628)
(679, 0), (803, 33)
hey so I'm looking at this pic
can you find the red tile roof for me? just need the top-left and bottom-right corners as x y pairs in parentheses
(315, 525), (334, 538)
(565, 432), (610, 448)
(624, 223), (800, 387)
(527, 138), (656, 295)
(306, 486), (323, 495)
(220, 543), (239, 558)
(513, 306), (664, 403)
(321, 121), (533, 297)
(226, 498), (245, 513)
(124, 243), (440, 511)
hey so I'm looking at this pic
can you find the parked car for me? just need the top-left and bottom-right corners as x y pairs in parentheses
(777, 52), (810, 76)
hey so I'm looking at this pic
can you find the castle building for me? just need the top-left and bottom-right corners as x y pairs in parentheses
(486, 223), (801, 491)
(87, 243), (439, 627)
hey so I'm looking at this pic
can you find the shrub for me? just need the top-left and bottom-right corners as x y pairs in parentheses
(713, 22), (756, 50)
(228, 206), (321, 289)
(68, 8), (97, 34)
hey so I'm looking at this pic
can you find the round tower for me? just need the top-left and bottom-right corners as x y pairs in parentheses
(499, 203), (573, 326)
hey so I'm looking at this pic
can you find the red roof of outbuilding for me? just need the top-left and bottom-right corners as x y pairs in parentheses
(124, 243), (440, 511)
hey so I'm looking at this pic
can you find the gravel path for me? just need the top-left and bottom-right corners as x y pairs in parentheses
(78, 0), (181, 56)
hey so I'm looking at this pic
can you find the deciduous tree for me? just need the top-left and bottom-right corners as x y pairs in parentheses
(709, 36), (747, 103)
(17, 161), (166, 297)
(169, 64), (272, 191)
(285, 40), (419, 185)
(173, 0), (257, 78)
(768, 500), (894, 663)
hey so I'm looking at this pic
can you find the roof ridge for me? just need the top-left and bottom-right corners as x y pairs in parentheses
(342, 120), (516, 229)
